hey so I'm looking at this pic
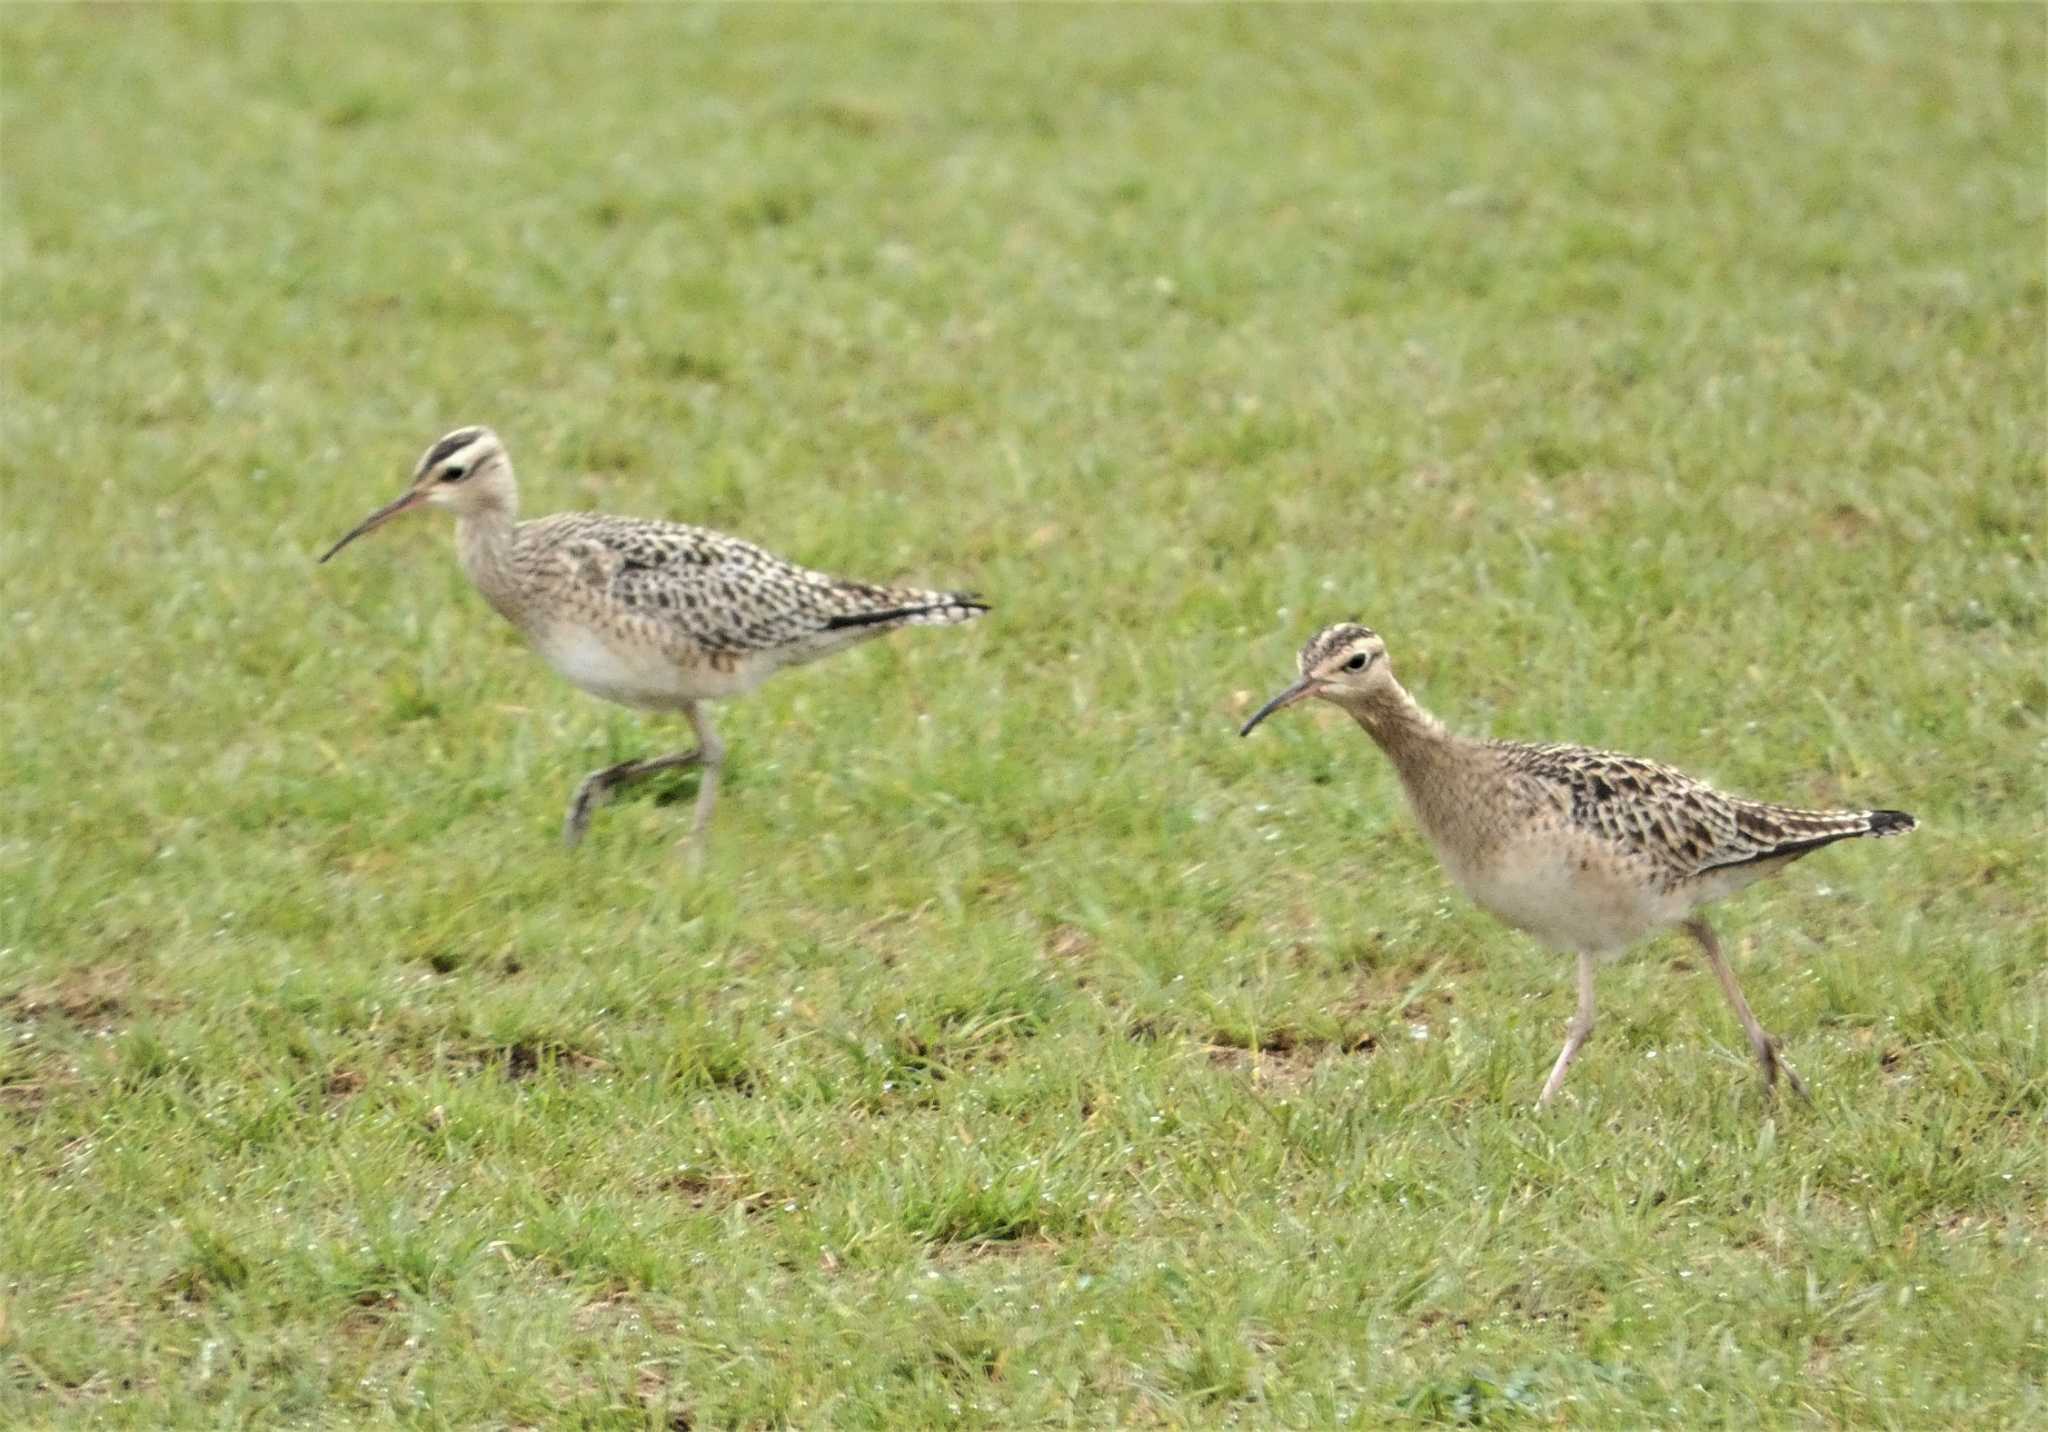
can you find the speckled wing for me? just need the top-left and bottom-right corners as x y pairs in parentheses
(541, 513), (985, 658)
(1494, 742), (1914, 890)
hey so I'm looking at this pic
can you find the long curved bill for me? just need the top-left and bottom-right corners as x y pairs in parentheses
(320, 489), (426, 563)
(1239, 678), (1316, 737)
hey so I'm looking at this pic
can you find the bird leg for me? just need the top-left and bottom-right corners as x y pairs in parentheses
(563, 749), (704, 847)
(1537, 950), (1599, 1109)
(560, 705), (727, 855)
(1685, 917), (1810, 1101)
(676, 702), (725, 860)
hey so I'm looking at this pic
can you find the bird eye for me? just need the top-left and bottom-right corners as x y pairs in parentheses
(1344, 652), (1369, 672)
(440, 464), (468, 483)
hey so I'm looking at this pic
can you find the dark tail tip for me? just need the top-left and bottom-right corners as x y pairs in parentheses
(823, 598), (987, 632)
(1867, 809), (1917, 837)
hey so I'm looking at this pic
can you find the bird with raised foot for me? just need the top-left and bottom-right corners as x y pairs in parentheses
(1240, 623), (1915, 1108)
(321, 426), (988, 856)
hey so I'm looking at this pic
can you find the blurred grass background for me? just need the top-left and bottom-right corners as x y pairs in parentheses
(2, 5), (2043, 1425)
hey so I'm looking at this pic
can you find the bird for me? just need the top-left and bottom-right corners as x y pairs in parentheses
(1240, 622), (1915, 1107)
(320, 425), (987, 855)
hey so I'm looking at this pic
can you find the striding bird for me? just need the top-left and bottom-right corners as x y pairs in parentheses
(1241, 623), (1915, 1107)
(321, 426), (987, 854)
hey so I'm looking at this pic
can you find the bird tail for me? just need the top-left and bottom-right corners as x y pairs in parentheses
(1707, 804), (1917, 873)
(823, 591), (990, 632)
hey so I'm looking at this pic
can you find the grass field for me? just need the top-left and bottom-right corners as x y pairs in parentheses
(3, 5), (2044, 1426)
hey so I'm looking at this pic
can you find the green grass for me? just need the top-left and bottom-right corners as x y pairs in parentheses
(3, 4), (2043, 1425)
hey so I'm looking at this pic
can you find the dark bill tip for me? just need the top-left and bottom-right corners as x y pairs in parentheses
(319, 489), (424, 563)
(1239, 678), (1316, 737)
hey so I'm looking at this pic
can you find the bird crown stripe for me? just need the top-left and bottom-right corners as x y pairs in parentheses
(423, 428), (486, 468)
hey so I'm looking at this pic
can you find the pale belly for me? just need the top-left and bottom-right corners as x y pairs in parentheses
(1438, 836), (1676, 959)
(527, 623), (766, 709)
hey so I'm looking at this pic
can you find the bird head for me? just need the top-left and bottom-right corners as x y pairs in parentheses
(320, 426), (512, 562)
(1239, 623), (1391, 735)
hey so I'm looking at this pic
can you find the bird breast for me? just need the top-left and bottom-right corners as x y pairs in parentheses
(527, 621), (765, 708)
(1437, 830), (1680, 959)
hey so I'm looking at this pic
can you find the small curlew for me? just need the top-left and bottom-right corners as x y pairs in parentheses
(321, 426), (987, 855)
(1241, 623), (1915, 1107)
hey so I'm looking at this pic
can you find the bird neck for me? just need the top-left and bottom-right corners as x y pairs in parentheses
(454, 496), (525, 624)
(1334, 677), (1483, 845)
(1336, 675), (1450, 757)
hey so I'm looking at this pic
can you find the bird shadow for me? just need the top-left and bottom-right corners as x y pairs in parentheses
(646, 771), (708, 808)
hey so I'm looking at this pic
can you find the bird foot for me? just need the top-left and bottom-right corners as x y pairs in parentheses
(1757, 1038), (1812, 1102)
(563, 759), (642, 848)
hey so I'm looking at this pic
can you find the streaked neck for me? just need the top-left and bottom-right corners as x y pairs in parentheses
(1335, 678), (1491, 856)
(454, 501), (523, 623)
(1337, 677), (1452, 759)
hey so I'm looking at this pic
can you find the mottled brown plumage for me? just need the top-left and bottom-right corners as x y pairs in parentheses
(1490, 742), (1915, 896)
(321, 426), (986, 854)
(1243, 622), (1915, 1107)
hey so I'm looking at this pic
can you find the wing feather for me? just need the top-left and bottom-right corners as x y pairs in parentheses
(529, 512), (982, 657)
(1494, 741), (1907, 889)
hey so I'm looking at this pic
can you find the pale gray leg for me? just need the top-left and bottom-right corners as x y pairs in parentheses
(1686, 917), (1809, 1101)
(562, 701), (718, 850)
(1537, 950), (1599, 1109)
(563, 750), (703, 847)
(677, 702), (724, 860)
